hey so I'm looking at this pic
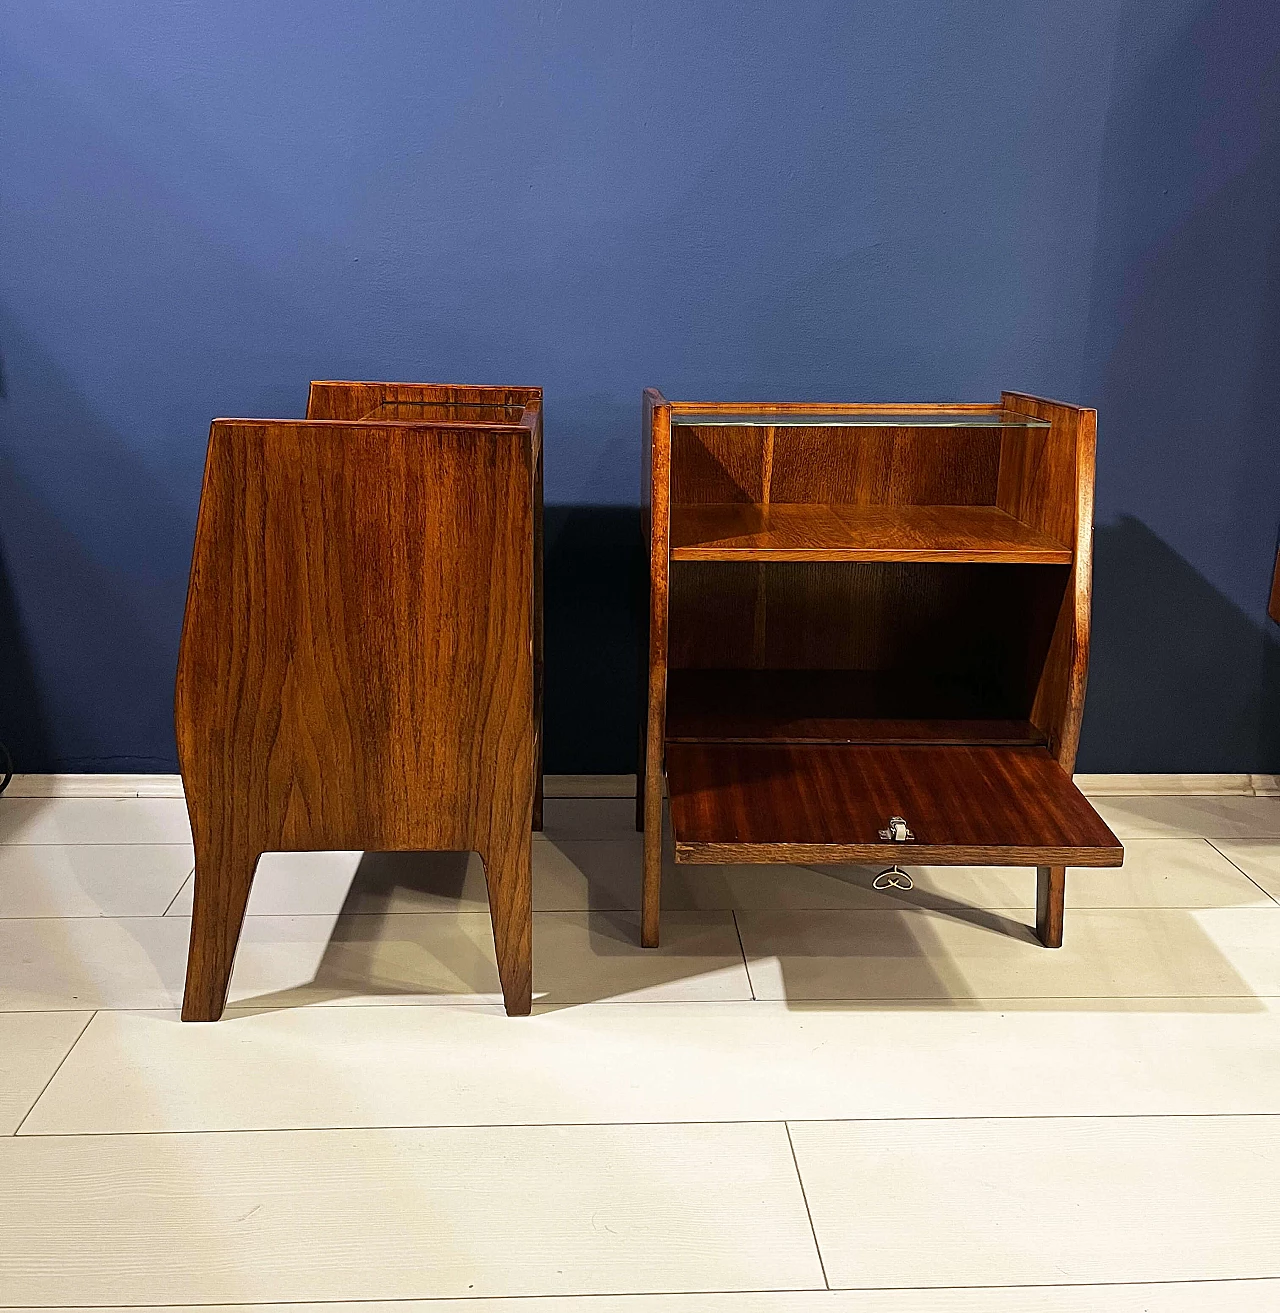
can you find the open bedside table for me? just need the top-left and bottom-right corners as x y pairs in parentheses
(638, 390), (1122, 952)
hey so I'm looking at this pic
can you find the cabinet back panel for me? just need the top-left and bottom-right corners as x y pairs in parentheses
(769, 427), (1001, 504)
(670, 424), (1001, 506)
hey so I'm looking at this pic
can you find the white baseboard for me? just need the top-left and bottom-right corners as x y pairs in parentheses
(1071, 773), (1277, 797)
(542, 774), (637, 798)
(2, 771), (1276, 801)
(0, 773), (639, 800)
(4, 773), (186, 798)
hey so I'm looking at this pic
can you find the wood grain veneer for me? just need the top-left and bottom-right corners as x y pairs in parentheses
(666, 742), (1122, 867)
(177, 383), (543, 1020)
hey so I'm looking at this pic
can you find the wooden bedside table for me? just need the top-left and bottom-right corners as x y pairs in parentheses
(638, 390), (1121, 951)
(177, 381), (543, 1020)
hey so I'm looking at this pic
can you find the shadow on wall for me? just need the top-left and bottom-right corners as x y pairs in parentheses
(1082, 515), (1280, 772)
(543, 506), (643, 774)
(0, 312), (191, 772)
(0, 536), (52, 770)
(1080, 0), (1280, 771)
(0, 347), (51, 766)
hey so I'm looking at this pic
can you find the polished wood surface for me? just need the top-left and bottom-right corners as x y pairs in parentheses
(177, 382), (542, 1020)
(643, 388), (1115, 949)
(670, 503), (1070, 562)
(666, 743), (1122, 867)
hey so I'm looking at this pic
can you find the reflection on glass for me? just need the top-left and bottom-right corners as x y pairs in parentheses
(673, 409), (1050, 428)
(365, 401), (527, 423)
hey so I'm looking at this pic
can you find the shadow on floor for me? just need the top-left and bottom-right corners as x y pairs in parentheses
(221, 819), (1267, 1015)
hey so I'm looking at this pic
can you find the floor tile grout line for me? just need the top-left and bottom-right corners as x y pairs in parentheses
(784, 1120), (830, 1290)
(18, 1108), (1280, 1141)
(11, 1009), (97, 1136)
(731, 909), (756, 1000)
(1204, 839), (1280, 907)
(11, 991), (1280, 1020)
(0, 840), (194, 846)
(9, 992), (1280, 1016)
(160, 868), (197, 918)
(11, 900), (1280, 922)
(0, 1274), (1275, 1310)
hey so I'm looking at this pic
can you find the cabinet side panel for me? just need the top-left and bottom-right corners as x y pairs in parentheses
(670, 425), (766, 503)
(642, 390), (673, 764)
(642, 392), (673, 941)
(306, 382), (541, 420)
(175, 421), (534, 855)
(1001, 392), (1096, 767)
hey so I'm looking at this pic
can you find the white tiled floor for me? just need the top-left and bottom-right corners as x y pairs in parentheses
(3, 791), (1280, 1309)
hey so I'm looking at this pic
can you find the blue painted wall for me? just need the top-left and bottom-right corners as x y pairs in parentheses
(1, 1), (1277, 772)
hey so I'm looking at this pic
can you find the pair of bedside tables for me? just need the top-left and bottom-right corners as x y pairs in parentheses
(176, 381), (1120, 1023)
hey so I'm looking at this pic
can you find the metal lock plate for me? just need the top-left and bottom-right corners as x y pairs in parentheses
(879, 815), (914, 842)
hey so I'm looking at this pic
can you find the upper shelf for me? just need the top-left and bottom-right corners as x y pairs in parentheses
(669, 503), (1072, 563)
(671, 408), (1051, 429)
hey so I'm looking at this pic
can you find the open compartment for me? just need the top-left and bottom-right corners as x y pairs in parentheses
(666, 559), (1068, 744)
(667, 407), (1071, 563)
(661, 554), (1119, 867)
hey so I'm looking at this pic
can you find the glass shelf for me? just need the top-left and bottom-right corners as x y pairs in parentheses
(672, 408), (1050, 428)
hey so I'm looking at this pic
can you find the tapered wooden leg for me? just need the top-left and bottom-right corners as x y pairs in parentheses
(481, 834), (532, 1016)
(1036, 865), (1066, 948)
(181, 837), (260, 1022)
(641, 762), (662, 948)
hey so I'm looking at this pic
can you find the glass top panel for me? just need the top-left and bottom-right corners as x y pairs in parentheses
(365, 400), (527, 423)
(672, 409), (1050, 428)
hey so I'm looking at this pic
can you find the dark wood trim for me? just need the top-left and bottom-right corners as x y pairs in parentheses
(641, 389), (672, 947)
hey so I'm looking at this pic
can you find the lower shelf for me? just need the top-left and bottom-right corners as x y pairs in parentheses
(666, 669), (1044, 744)
(665, 742), (1123, 867)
